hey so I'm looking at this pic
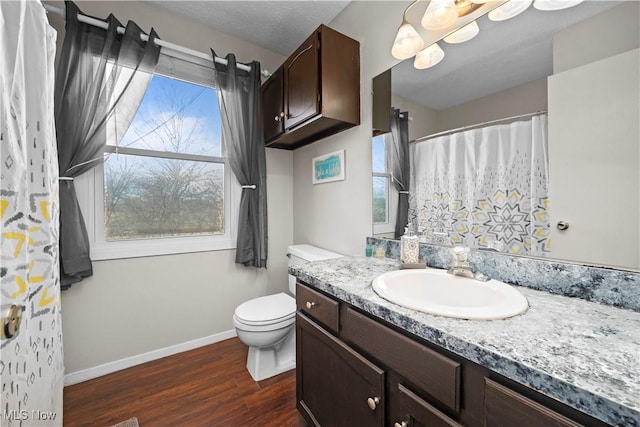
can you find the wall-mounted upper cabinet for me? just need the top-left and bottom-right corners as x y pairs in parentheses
(262, 67), (285, 142)
(263, 24), (360, 150)
(372, 69), (391, 136)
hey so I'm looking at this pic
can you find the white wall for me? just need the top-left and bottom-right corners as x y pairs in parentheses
(293, 1), (409, 256)
(47, 1), (293, 376)
(436, 78), (548, 133)
(553, 2), (640, 74)
(391, 94), (439, 142)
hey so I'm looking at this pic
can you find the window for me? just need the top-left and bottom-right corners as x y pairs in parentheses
(372, 134), (398, 235)
(76, 66), (239, 260)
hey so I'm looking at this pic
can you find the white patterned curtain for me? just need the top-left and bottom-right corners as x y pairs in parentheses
(409, 115), (550, 256)
(1, 2), (64, 425)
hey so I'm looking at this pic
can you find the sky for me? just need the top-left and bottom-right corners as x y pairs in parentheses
(118, 75), (222, 157)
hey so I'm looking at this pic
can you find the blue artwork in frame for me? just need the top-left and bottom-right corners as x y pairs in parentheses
(312, 150), (345, 184)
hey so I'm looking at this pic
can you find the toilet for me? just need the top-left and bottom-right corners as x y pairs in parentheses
(233, 244), (342, 381)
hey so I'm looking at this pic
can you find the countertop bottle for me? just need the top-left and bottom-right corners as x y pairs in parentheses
(400, 225), (420, 265)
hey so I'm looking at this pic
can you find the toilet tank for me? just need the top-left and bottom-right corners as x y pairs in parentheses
(287, 244), (342, 294)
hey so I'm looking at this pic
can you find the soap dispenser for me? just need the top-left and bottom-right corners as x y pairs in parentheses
(400, 224), (420, 266)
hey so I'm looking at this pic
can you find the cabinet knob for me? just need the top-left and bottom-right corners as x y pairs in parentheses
(305, 301), (316, 310)
(367, 396), (380, 411)
(394, 422), (408, 427)
(556, 221), (570, 231)
(274, 115), (280, 122)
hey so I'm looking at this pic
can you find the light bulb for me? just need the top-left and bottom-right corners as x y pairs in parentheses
(391, 21), (425, 60)
(414, 43), (445, 69)
(444, 20), (480, 44)
(488, 0), (533, 21)
(421, 0), (459, 31)
(533, 0), (584, 11)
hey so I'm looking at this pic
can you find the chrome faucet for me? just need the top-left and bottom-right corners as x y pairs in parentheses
(447, 246), (489, 281)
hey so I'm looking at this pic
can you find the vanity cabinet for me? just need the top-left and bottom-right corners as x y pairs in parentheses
(262, 25), (360, 150)
(484, 378), (582, 427)
(296, 313), (385, 426)
(295, 281), (611, 427)
(395, 383), (463, 427)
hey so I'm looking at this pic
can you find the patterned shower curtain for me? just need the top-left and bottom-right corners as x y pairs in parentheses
(409, 115), (550, 256)
(1, 2), (64, 425)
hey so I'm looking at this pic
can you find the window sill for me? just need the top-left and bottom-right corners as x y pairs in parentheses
(90, 236), (236, 261)
(373, 223), (395, 235)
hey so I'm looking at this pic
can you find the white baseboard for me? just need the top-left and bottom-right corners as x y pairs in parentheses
(64, 329), (237, 386)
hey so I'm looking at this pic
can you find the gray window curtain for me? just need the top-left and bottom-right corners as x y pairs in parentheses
(211, 51), (268, 268)
(388, 108), (410, 239)
(54, 1), (160, 288)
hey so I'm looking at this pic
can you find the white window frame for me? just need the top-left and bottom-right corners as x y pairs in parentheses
(75, 71), (240, 261)
(373, 134), (398, 235)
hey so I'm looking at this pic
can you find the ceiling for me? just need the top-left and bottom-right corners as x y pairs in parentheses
(392, 1), (621, 111)
(147, 0), (351, 55)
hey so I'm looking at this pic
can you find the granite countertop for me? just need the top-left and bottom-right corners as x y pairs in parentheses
(290, 257), (640, 427)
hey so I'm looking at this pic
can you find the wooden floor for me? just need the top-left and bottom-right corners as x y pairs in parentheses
(64, 338), (306, 427)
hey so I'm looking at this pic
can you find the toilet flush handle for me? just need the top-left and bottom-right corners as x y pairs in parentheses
(305, 301), (316, 310)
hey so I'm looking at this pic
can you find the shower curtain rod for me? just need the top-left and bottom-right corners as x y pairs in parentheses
(43, 3), (270, 78)
(411, 111), (547, 143)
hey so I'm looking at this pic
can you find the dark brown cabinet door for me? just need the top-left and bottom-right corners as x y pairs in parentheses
(296, 313), (385, 427)
(485, 378), (583, 427)
(284, 32), (319, 130)
(392, 384), (463, 427)
(262, 67), (284, 142)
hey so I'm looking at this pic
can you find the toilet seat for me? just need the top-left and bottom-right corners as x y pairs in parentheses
(233, 314), (295, 332)
(234, 293), (296, 327)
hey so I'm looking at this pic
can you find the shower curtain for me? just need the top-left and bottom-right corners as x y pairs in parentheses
(1, 2), (64, 425)
(409, 115), (550, 256)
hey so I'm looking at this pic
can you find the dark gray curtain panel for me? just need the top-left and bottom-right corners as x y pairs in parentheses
(388, 108), (410, 239)
(54, 1), (160, 288)
(211, 51), (268, 268)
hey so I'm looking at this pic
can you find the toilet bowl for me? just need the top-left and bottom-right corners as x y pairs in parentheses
(233, 244), (342, 381)
(233, 293), (296, 381)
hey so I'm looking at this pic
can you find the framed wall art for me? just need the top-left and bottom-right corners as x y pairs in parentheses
(312, 150), (345, 184)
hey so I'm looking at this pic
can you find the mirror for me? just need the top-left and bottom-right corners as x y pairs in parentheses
(372, 1), (639, 271)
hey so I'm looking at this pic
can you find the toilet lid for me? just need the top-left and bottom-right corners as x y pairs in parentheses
(234, 293), (296, 325)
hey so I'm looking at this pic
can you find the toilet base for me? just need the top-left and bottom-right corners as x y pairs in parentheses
(246, 329), (296, 381)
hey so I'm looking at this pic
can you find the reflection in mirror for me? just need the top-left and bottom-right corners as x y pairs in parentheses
(372, 135), (397, 237)
(371, 1), (639, 271)
(409, 113), (550, 257)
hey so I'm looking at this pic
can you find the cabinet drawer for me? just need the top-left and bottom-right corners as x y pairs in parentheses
(485, 378), (582, 427)
(342, 307), (461, 413)
(296, 282), (339, 333)
(396, 384), (463, 427)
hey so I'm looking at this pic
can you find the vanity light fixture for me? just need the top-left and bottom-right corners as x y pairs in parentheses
(422, 0), (460, 31)
(391, 0), (425, 60)
(391, 0), (588, 70)
(533, 0), (584, 11)
(443, 20), (480, 44)
(489, 0), (534, 21)
(414, 43), (446, 69)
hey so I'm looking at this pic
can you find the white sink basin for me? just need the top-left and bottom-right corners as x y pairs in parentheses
(372, 269), (528, 320)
